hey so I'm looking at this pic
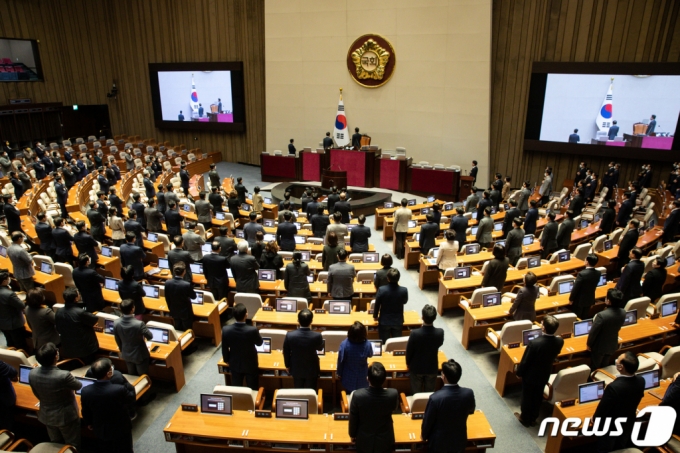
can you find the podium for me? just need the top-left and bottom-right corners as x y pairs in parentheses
(329, 148), (380, 187)
(322, 170), (347, 189)
(459, 176), (474, 202)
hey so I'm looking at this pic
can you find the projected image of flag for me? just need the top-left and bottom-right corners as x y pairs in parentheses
(596, 81), (613, 131)
(190, 74), (199, 114)
(333, 91), (349, 147)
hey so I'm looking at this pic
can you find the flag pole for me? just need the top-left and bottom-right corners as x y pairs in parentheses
(339, 87), (343, 101)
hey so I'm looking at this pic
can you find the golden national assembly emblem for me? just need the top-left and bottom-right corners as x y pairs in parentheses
(346, 34), (396, 88)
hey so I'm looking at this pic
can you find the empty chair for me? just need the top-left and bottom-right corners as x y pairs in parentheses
(610, 228), (623, 245)
(317, 271), (329, 283)
(321, 331), (346, 352)
(639, 345), (680, 379)
(486, 320), (537, 351)
(624, 296), (652, 320)
(274, 388), (323, 414)
(648, 292), (680, 317)
(356, 270), (376, 282)
(547, 275), (575, 294)
(259, 329), (287, 350)
(384, 336), (408, 352)
(400, 392), (434, 413)
(213, 385), (265, 411)
(591, 235), (608, 253)
(348, 253), (363, 262)
(552, 313), (578, 336)
(573, 243), (592, 261)
(548, 249), (569, 264)
(145, 320), (194, 351)
(543, 365), (591, 405)
(234, 293), (263, 320)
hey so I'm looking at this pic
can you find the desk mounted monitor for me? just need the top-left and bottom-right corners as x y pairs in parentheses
(495, 240), (506, 248)
(558, 280), (574, 295)
(580, 219), (589, 229)
(493, 222), (503, 232)
(227, 268), (233, 278)
(383, 202), (394, 209)
(471, 211), (478, 220)
(527, 256), (541, 269)
(235, 229), (244, 238)
(623, 309), (638, 326)
(142, 284), (160, 299)
(215, 212), (226, 221)
(292, 222), (302, 230)
(191, 292), (204, 305)
(328, 300), (351, 314)
(247, 193), (252, 201)
(275, 398), (309, 420)
(522, 329), (542, 346)
(407, 199), (417, 206)
(19, 364), (31, 384)
(182, 204), (191, 212)
(597, 274), (607, 287)
(421, 208), (430, 215)
(648, 219), (656, 229)
(75, 377), (96, 395)
(0, 245), (7, 258)
(482, 292), (501, 307)
(407, 220), (417, 229)
(200, 394), (233, 415)
(158, 258), (170, 270)
(661, 300), (678, 317)
(370, 340), (383, 357)
(363, 252), (379, 263)
(522, 235), (534, 246)
(40, 262), (53, 274)
(294, 235), (307, 245)
(264, 197), (272, 205)
(470, 226), (479, 236)
(263, 219), (275, 227)
(299, 251), (311, 261)
(603, 240), (613, 251)
(306, 274), (314, 283)
(263, 233), (276, 243)
(413, 233), (420, 241)
(573, 319), (593, 337)
(427, 195), (436, 203)
(454, 266), (471, 279)
(147, 233), (158, 242)
(578, 381), (604, 404)
(104, 319), (115, 335)
(637, 369), (661, 390)
(241, 203), (251, 212)
(190, 263), (204, 275)
(429, 248), (440, 259)
(148, 327), (170, 344)
(667, 256), (676, 267)
(258, 269), (276, 281)
(276, 298), (297, 312)
(101, 246), (113, 257)
(443, 202), (454, 211)
(317, 339), (325, 356)
(593, 213), (601, 223)
(292, 211), (300, 218)
(256, 337), (272, 354)
(104, 277), (119, 291)
(201, 243), (212, 254)
(465, 244), (480, 255)
(557, 251), (570, 262)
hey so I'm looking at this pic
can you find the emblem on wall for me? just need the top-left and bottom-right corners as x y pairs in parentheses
(347, 34), (396, 88)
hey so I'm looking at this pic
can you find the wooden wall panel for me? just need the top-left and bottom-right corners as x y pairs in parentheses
(491, 0), (680, 191)
(0, 0), (265, 165)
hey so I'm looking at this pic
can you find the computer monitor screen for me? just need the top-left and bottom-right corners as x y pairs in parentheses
(148, 327), (170, 344)
(292, 212), (300, 218)
(189, 263), (203, 275)
(101, 246), (113, 257)
(241, 203), (250, 211)
(580, 219), (589, 229)
(227, 268), (233, 278)
(558, 251), (570, 262)
(443, 202), (454, 211)
(158, 258), (170, 269)
(482, 292), (501, 307)
(75, 377), (96, 395)
(294, 235), (306, 245)
(363, 252), (379, 263)
(328, 300), (351, 314)
(40, 262), (52, 274)
(346, 224), (355, 232)
(263, 233), (276, 242)
(182, 204), (191, 212)
(471, 211), (478, 220)
(306, 274), (314, 283)
(275, 399), (309, 420)
(598, 274), (607, 287)
(624, 309), (638, 326)
(200, 394), (233, 415)
(201, 243), (212, 254)
(235, 229), (244, 238)
(293, 222), (303, 230)
(454, 266), (471, 279)
(264, 197), (272, 205)
(276, 299), (297, 312)
(667, 256), (676, 267)
(142, 285), (159, 299)
(258, 269), (276, 281)
(263, 219), (275, 227)
(407, 220), (417, 229)
(191, 292), (204, 305)
(493, 222), (503, 232)
(648, 219), (656, 228)
(317, 339), (325, 356)
(383, 202), (394, 209)
(465, 244), (480, 255)
(661, 300), (678, 317)
(603, 240), (613, 251)
(573, 319), (593, 337)
(215, 212), (226, 221)
(407, 199), (416, 206)
(558, 280), (574, 295)
(495, 240), (506, 248)
(0, 245), (7, 258)
(256, 338), (272, 353)
(147, 233), (158, 242)
(19, 364), (31, 384)
(104, 319), (115, 335)
(594, 214), (601, 223)
(413, 233), (420, 241)
(299, 251), (310, 261)
(527, 256), (541, 268)
(470, 226), (479, 236)
(522, 329), (543, 346)
(370, 340), (382, 356)
(247, 193), (252, 200)
(427, 195), (435, 203)
(420, 208), (430, 215)
(637, 369), (661, 390)
(104, 277), (119, 291)
(522, 235), (534, 246)
(579, 381), (605, 404)
(491, 206), (498, 214)
(429, 248), (439, 259)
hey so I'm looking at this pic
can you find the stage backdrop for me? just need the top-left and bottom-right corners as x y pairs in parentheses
(265, 0), (492, 189)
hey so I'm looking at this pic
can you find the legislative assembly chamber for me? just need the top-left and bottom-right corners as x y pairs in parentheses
(0, 1), (679, 453)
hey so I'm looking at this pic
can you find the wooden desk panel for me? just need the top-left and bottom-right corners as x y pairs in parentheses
(253, 310), (421, 331)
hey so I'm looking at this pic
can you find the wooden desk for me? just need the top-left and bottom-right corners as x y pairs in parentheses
(596, 227), (664, 268)
(409, 166), (460, 200)
(436, 259), (586, 315)
(164, 406), (496, 452)
(495, 316), (679, 396)
(260, 153), (301, 182)
(0, 256), (65, 303)
(253, 310), (421, 334)
(373, 200), (444, 231)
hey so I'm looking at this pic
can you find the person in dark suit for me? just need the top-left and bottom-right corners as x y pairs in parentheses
(616, 192), (634, 228)
(642, 257), (668, 303)
(569, 188), (585, 217)
(287, 138), (296, 155)
(3, 195), (24, 236)
(0, 359), (17, 430)
(502, 200), (521, 238)
(178, 110), (184, 121)
(660, 371), (680, 436)
(523, 200), (538, 236)
(326, 186), (340, 213)
(165, 263), (196, 331)
(118, 265), (146, 316)
(222, 303), (264, 390)
(201, 242), (230, 300)
(515, 315), (564, 426)
(406, 305), (444, 394)
(55, 287), (99, 363)
(449, 208), (468, 251)
(373, 254), (394, 289)
(198, 104), (204, 117)
(231, 241), (260, 293)
(156, 184), (167, 213)
(305, 193), (320, 219)
(54, 175), (68, 218)
(9, 173), (24, 199)
(608, 120), (619, 140)
(164, 201), (183, 238)
(72, 254), (105, 312)
(86, 199), (107, 243)
(587, 288), (626, 369)
(168, 235), (194, 283)
(509, 271), (540, 321)
(113, 299), (152, 376)
(0, 270), (27, 350)
(214, 226), (237, 259)
(617, 219), (640, 271)
(568, 128), (580, 143)
(322, 131), (334, 150)
(209, 186), (225, 213)
(593, 351), (646, 452)
(108, 187), (123, 216)
(52, 217), (75, 265)
(276, 212), (298, 252)
(373, 268), (408, 343)
(96, 168), (110, 194)
(476, 191), (492, 221)
(73, 220), (100, 267)
(120, 232), (146, 281)
(469, 160), (478, 185)
(351, 127), (362, 150)
(311, 205), (330, 238)
(29, 343), (83, 449)
(142, 171), (155, 199)
(505, 217), (525, 266)
(664, 200), (680, 243)
(334, 193), (351, 224)
(419, 213), (440, 255)
(350, 214), (371, 253)
(81, 358), (135, 453)
(616, 248), (644, 303)
(179, 163), (191, 196)
(421, 359), (475, 453)
(555, 210), (574, 252)
(283, 309), (324, 389)
(585, 172), (599, 202)
(145, 199), (164, 233)
(599, 200), (617, 235)
(481, 244), (509, 292)
(235, 177), (247, 204)
(646, 114), (657, 135)
(348, 362), (399, 453)
(569, 254), (601, 320)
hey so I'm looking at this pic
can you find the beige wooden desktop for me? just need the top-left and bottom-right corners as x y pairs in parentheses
(382, 204), (462, 240)
(495, 316), (679, 396)
(373, 200), (444, 231)
(437, 258), (586, 315)
(0, 256), (66, 304)
(252, 309), (422, 334)
(164, 406), (496, 452)
(596, 227), (664, 267)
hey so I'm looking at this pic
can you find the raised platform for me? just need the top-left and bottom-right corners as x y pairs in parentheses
(270, 183), (392, 217)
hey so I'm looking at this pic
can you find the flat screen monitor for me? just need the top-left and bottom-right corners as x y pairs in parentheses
(454, 266), (471, 279)
(482, 292), (501, 307)
(276, 298), (297, 312)
(0, 38), (43, 82)
(413, 233), (420, 241)
(637, 369), (661, 390)
(247, 193), (252, 201)
(306, 274), (314, 283)
(256, 337), (272, 354)
(578, 381), (605, 404)
(294, 235), (306, 245)
(558, 251), (570, 262)
(104, 319), (115, 335)
(190, 263), (204, 275)
(594, 214), (601, 223)
(317, 339), (325, 356)
(649, 219), (656, 229)
(241, 203), (251, 212)
(471, 211), (478, 220)
(495, 240), (506, 248)
(370, 340), (382, 357)
(0, 246), (6, 258)
(148, 327), (170, 344)
(522, 329), (543, 346)
(264, 197), (272, 205)
(443, 202), (454, 211)
(263, 233), (276, 242)
(191, 292), (204, 305)
(661, 300), (678, 317)
(597, 273), (607, 287)
(275, 398), (309, 420)
(603, 240), (613, 251)
(623, 309), (638, 326)
(667, 256), (676, 267)
(573, 319), (593, 337)
(493, 222), (503, 232)
(263, 219), (275, 227)
(470, 226), (479, 236)
(258, 269), (276, 281)
(104, 277), (119, 291)
(522, 235), (534, 246)
(429, 248), (439, 258)
(215, 212), (226, 221)
(420, 207), (430, 215)
(580, 219), (589, 229)
(75, 377), (96, 395)
(182, 204), (191, 212)
(147, 232), (158, 242)
(407, 199), (417, 206)
(363, 252), (379, 263)
(527, 256), (541, 269)
(299, 251), (310, 262)
(427, 195), (436, 203)
(201, 243), (212, 254)
(227, 268), (233, 278)
(407, 220), (417, 229)
(40, 262), (53, 274)
(19, 364), (31, 384)
(491, 206), (498, 214)
(292, 211), (300, 218)
(101, 246), (113, 257)
(158, 258), (170, 269)
(200, 394), (233, 416)
(558, 280), (574, 295)
(142, 284), (160, 299)
(235, 229), (244, 238)
(383, 202), (394, 209)
(328, 300), (351, 314)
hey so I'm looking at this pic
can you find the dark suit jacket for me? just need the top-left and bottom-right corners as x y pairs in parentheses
(608, 125), (619, 140)
(52, 227), (74, 258)
(569, 196), (584, 217)
(617, 229), (639, 260)
(587, 307), (626, 356)
(349, 386), (399, 453)
(568, 133), (580, 143)
(449, 215), (468, 247)
(81, 379), (135, 440)
(54, 303), (99, 359)
(165, 276), (196, 326)
(288, 143), (296, 155)
(311, 214), (330, 238)
(120, 243), (146, 280)
(145, 207), (164, 232)
(419, 221), (440, 254)
(600, 207), (616, 234)
(350, 224), (371, 252)
(517, 334), (564, 386)
(470, 166), (478, 182)
(113, 315), (152, 364)
(334, 201), (351, 224)
(646, 120), (656, 135)
(616, 259), (644, 302)
(118, 279), (146, 315)
(235, 183), (247, 204)
(72, 266), (105, 312)
(351, 133), (362, 149)
(73, 231), (99, 264)
(201, 253), (230, 299)
(593, 375), (645, 437)
(28, 365), (81, 426)
(168, 248), (194, 283)
(276, 222), (297, 251)
(4, 203), (21, 234)
(230, 253), (260, 293)
(421, 385), (476, 453)
(123, 219), (143, 247)
(524, 208), (538, 235)
(143, 177), (155, 198)
(374, 283), (408, 326)
(305, 201), (319, 219)
(164, 209), (183, 237)
(85, 208), (105, 240)
(0, 360), (16, 409)
(642, 267), (667, 302)
(664, 208), (679, 242)
(222, 322), (263, 374)
(406, 325), (444, 375)
(283, 327), (323, 379)
(616, 199), (634, 226)
(215, 235), (237, 258)
(0, 286), (25, 331)
(556, 218), (574, 250)
(156, 192), (166, 213)
(209, 193), (225, 213)
(476, 198), (492, 221)
(109, 194), (123, 216)
(502, 207), (521, 236)
(569, 267), (601, 312)
(505, 227), (524, 265)
(481, 258), (509, 292)
(35, 221), (55, 252)
(541, 220), (558, 253)
(326, 193), (340, 213)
